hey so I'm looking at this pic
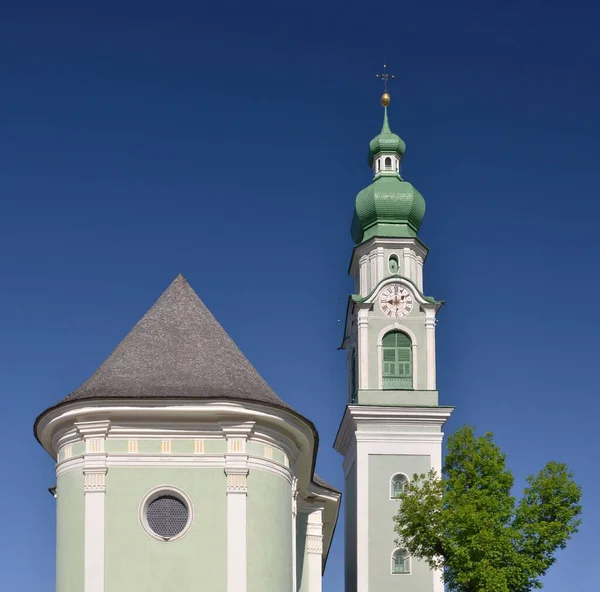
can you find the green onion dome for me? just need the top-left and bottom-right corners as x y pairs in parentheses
(351, 107), (426, 244)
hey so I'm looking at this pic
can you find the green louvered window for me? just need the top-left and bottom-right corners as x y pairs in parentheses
(382, 332), (412, 390)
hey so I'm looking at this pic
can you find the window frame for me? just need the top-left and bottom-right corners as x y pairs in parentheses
(390, 472), (409, 499)
(391, 548), (411, 575)
(139, 485), (194, 542)
(382, 330), (413, 390)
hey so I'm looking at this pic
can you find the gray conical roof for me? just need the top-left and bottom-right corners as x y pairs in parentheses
(58, 274), (289, 408)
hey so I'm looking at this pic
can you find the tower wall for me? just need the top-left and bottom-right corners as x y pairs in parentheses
(368, 454), (432, 592)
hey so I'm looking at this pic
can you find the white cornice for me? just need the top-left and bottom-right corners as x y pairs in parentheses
(334, 405), (453, 456)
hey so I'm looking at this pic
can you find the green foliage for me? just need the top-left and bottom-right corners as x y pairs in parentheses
(393, 426), (582, 592)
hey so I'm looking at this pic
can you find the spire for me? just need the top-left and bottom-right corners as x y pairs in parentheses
(381, 106), (392, 134)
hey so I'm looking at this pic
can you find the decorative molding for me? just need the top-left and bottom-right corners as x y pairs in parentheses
(87, 439), (103, 453)
(75, 419), (111, 439)
(264, 445), (273, 459)
(194, 440), (205, 454)
(304, 507), (324, 592)
(64, 445), (72, 459)
(226, 473), (248, 493)
(229, 438), (245, 453)
(128, 440), (138, 453)
(161, 440), (172, 454)
(84, 471), (107, 493)
(56, 452), (294, 485)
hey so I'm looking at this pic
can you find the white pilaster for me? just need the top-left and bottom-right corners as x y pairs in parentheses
(402, 248), (412, 281)
(357, 308), (369, 390)
(416, 256), (424, 291)
(376, 247), (385, 283)
(75, 420), (110, 592)
(369, 252), (377, 292)
(304, 507), (324, 592)
(410, 252), (417, 284)
(359, 255), (368, 296)
(222, 423), (253, 592)
(424, 309), (437, 389)
(292, 478), (298, 592)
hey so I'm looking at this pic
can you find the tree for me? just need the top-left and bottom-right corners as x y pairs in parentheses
(393, 426), (582, 592)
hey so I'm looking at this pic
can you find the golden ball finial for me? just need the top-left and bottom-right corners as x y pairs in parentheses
(381, 92), (391, 107)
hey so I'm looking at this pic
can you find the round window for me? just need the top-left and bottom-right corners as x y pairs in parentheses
(140, 487), (193, 541)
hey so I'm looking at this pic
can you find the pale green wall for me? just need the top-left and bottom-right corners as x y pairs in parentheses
(56, 470), (84, 592)
(247, 470), (292, 592)
(369, 454), (432, 592)
(345, 463), (357, 592)
(296, 512), (308, 592)
(105, 467), (227, 592)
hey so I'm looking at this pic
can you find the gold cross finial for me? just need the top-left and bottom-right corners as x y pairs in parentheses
(376, 64), (394, 106)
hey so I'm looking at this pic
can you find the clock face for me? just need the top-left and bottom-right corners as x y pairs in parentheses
(379, 284), (413, 318)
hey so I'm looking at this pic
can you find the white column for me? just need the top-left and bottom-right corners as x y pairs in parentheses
(222, 423), (253, 592)
(305, 508), (324, 592)
(357, 308), (369, 390)
(424, 309), (437, 390)
(75, 420), (110, 592)
(359, 256), (368, 297)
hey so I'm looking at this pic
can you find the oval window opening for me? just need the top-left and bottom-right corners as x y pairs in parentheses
(389, 255), (399, 274)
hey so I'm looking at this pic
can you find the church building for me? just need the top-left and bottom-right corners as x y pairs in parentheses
(35, 87), (452, 592)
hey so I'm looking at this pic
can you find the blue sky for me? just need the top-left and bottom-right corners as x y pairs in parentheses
(1, 1), (598, 590)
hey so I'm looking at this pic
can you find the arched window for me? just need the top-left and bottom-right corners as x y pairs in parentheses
(388, 254), (399, 274)
(382, 331), (412, 390)
(392, 548), (411, 574)
(390, 473), (408, 499)
(385, 156), (392, 169)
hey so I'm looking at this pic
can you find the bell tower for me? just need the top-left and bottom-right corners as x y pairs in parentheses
(334, 83), (453, 592)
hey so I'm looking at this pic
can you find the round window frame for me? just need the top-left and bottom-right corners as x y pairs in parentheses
(139, 485), (194, 542)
